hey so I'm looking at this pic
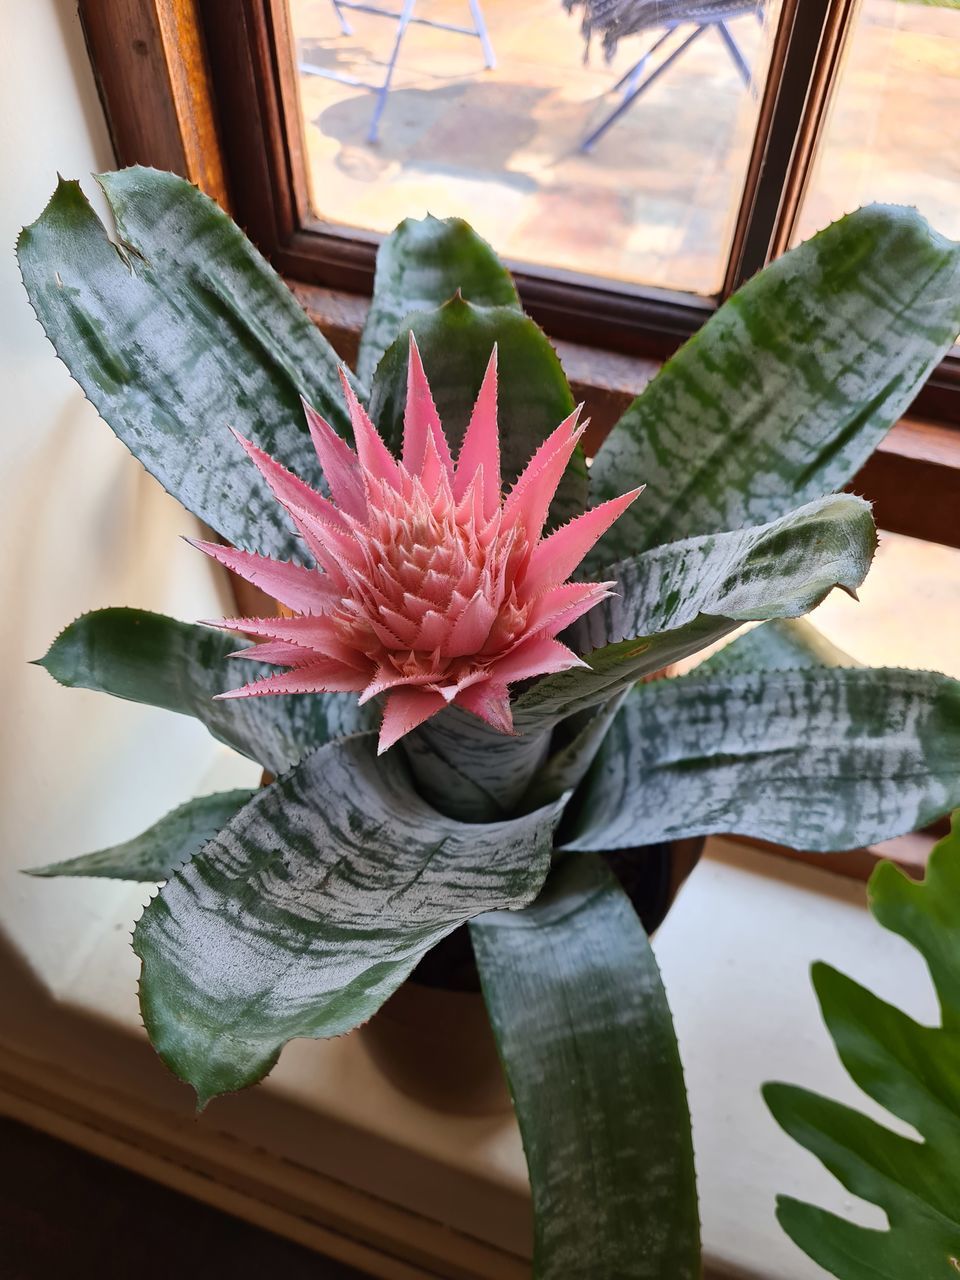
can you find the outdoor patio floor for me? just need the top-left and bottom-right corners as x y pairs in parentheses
(290, 0), (960, 295)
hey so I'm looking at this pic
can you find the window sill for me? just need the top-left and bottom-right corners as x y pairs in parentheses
(1, 832), (924, 1279)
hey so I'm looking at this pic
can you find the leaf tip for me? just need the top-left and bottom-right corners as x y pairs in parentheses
(193, 1088), (214, 1115)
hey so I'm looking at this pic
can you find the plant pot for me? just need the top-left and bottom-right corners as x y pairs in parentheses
(360, 837), (705, 1115)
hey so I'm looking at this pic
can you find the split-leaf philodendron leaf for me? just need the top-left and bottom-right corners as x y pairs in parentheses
(36, 608), (376, 774)
(17, 167), (352, 560)
(27, 791), (256, 881)
(515, 493), (876, 731)
(587, 204), (960, 567)
(135, 734), (565, 1106)
(472, 855), (700, 1279)
(765, 814), (960, 1277)
(356, 213), (520, 385)
(565, 668), (960, 852)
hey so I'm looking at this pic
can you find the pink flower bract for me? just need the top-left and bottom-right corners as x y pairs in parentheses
(195, 335), (642, 754)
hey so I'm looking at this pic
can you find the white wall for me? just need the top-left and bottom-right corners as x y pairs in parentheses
(0, 0), (258, 985)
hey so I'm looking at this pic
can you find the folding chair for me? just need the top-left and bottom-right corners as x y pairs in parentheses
(570, 1), (766, 152)
(300, 0), (496, 144)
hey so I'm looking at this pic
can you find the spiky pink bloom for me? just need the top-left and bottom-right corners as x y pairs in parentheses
(193, 336), (641, 754)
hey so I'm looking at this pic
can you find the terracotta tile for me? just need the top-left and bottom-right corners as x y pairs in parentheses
(291, 0), (960, 291)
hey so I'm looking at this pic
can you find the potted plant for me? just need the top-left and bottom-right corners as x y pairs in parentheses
(19, 167), (960, 1276)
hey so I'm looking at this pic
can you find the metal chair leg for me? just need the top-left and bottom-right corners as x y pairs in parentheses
(367, 0), (415, 143)
(715, 19), (753, 90)
(330, 0), (353, 36)
(581, 24), (706, 153)
(612, 23), (676, 92)
(467, 0), (496, 69)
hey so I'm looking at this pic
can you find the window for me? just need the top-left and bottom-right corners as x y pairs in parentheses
(76, 0), (960, 873)
(794, 0), (960, 246)
(80, 2), (960, 395)
(287, 0), (783, 296)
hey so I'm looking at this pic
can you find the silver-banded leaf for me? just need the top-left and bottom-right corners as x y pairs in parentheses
(27, 790), (255, 882)
(472, 855), (700, 1279)
(514, 494), (876, 732)
(135, 735), (565, 1105)
(588, 204), (960, 566)
(765, 814), (960, 1277)
(18, 168), (350, 559)
(357, 214), (519, 385)
(695, 616), (858, 677)
(520, 692), (628, 812)
(402, 706), (552, 822)
(367, 296), (588, 529)
(36, 608), (376, 774)
(564, 667), (960, 853)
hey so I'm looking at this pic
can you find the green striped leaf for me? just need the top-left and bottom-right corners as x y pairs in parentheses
(18, 168), (350, 559)
(357, 214), (519, 385)
(587, 205), (960, 566)
(402, 706), (552, 822)
(27, 790), (256, 881)
(367, 296), (588, 529)
(564, 668), (960, 853)
(514, 494), (876, 732)
(135, 735), (565, 1105)
(765, 814), (960, 1277)
(472, 855), (699, 1279)
(695, 616), (858, 677)
(36, 609), (375, 774)
(520, 693), (628, 812)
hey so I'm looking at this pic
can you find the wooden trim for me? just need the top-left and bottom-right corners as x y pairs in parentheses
(723, 0), (831, 291)
(743, 827), (941, 884)
(78, 0), (230, 208)
(857, 418), (960, 549)
(768, 0), (860, 260)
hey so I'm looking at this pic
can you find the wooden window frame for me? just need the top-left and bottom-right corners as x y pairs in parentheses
(77, 0), (958, 878)
(80, 0), (960, 552)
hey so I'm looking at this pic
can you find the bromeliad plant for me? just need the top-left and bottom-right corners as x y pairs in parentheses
(19, 167), (960, 1277)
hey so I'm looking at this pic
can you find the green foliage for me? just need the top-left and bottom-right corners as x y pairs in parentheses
(27, 791), (256, 881)
(565, 668), (960, 852)
(135, 735), (565, 1106)
(401, 705), (552, 822)
(17, 168), (350, 560)
(695, 616), (858, 676)
(514, 494), (876, 730)
(368, 295), (588, 529)
(36, 609), (376, 774)
(357, 214), (519, 384)
(472, 855), (700, 1279)
(22, 173), (960, 1267)
(766, 815), (960, 1277)
(587, 205), (960, 567)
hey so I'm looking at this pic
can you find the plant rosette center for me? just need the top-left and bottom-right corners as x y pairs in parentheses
(195, 334), (641, 754)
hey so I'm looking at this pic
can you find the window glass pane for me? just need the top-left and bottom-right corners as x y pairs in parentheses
(288, 0), (783, 294)
(809, 530), (960, 680)
(680, 532), (960, 679)
(794, 0), (960, 244)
